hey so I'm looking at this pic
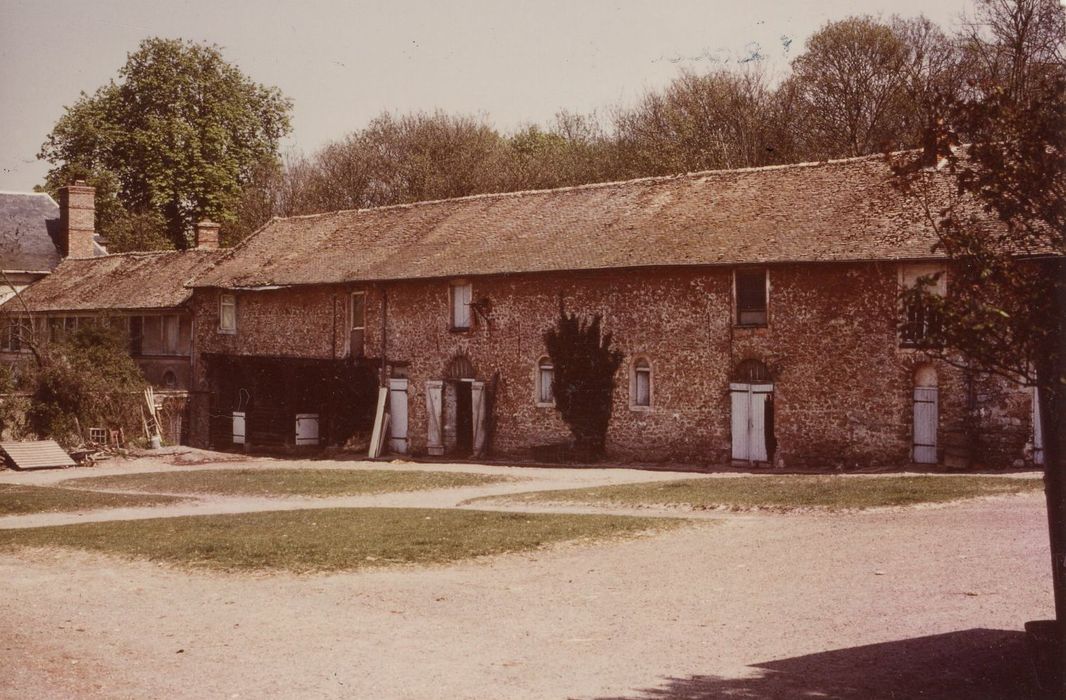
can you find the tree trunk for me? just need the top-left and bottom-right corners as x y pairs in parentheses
(1035, 272), (1066, 693)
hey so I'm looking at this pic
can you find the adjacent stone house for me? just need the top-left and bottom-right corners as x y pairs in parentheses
(187, 154), (1042, 468)
(1, 187), (224, 445)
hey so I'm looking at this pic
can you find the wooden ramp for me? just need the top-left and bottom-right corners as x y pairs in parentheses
(1, 440), (76, 470)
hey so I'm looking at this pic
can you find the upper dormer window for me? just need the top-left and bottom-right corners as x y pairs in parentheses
(450, 281), (472, 331)
(735, 269), (768, 327)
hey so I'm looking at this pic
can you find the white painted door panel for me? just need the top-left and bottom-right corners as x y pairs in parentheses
(471, 381), (486, 456)
(731, 387), (750, 461)
(913, 386), (938, 464)
(426, 380), (443, 456)
(388, 379), (409, 454)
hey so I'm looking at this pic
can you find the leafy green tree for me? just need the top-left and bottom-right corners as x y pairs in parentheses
(890, 0), (1065, 664)
(39, 38), (292, 250)
(543, 303), (623, 458)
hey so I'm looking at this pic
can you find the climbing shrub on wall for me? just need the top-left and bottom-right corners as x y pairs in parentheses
(543, 302), (623, 458)
(26, 323), (146, 448)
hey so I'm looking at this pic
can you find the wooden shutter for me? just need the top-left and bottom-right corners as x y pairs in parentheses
(388, 379), (409, 454)
(426, 380), (444, 456)
(749, 384), (773, 462)
(471, 381), (487, 456)
(1033, 387), (1045, 466)
(730, 384), (750, 461)
(913, 386), (938, 463)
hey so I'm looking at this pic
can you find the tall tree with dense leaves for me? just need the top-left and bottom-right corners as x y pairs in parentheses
(39, 38), (292, 250)
(790, 17), (914, 157)
(890, 0), (1065, 678)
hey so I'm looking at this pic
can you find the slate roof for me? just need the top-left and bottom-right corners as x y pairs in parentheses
(0, 192), (62, 273)
(4, 249), (222, 313)
(192, 153), (972, 290)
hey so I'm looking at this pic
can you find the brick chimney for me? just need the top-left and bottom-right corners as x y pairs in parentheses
(58, 181), (96, 258)
(195, 220), (221, 250)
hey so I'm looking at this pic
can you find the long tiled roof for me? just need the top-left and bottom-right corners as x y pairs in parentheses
(192, 154), (966, 289)
(4, 249), (222, 312)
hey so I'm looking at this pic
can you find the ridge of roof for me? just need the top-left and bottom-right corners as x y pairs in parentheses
(0, 191), (57, 204)
(62, 248), (221, 261)
(270, 151), (898, 223)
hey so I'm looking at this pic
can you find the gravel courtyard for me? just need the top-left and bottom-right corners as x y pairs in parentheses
(0, 453), (1054, 699)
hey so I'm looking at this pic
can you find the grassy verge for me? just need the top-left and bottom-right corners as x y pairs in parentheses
(0, 508), (684, 572)
(0, 483), (183, 516)
(60, 468), (511, 498)
(471, 475), (1044, 512)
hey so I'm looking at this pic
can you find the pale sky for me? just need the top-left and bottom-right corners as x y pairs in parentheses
(0, 0), (974, 191)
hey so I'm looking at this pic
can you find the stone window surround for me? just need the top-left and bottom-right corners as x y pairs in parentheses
(734, 267), (769, 328)
(449, 279), (473, 332)
(630, 355), (653, 411)
(898, 263), (947, 350)
(535, 355), (555, 407)
(219, 292), (237, 334)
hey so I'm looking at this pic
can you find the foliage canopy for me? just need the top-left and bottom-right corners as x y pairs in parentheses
(39, 38), (292, 250)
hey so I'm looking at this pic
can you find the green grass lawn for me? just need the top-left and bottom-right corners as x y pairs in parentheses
(0, 508), (684, 573)
(473, 475), (1044, 512)
(60, 468), (511, 498)
(0, 483), (183, 516)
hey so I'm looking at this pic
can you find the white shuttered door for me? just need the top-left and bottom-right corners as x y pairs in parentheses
(912, 386), (938, 464)
(731, 386), (751, 461)
(731, 383), (772, 463)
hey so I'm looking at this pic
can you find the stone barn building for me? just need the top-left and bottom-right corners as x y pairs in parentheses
(185, 154), (1040, 468)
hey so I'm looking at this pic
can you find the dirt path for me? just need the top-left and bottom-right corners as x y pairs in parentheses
(0, 488), (1054, 698)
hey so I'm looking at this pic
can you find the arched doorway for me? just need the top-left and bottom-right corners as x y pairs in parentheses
(426, 353), (488, 458)
(730, 360), (774, 465)
(913, 364), (938, 464)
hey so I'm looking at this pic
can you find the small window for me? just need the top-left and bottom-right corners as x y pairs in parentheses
(450, 281), (472, 330)
(142, 315), (163, 354)
(899, 265), (946, 348)
(536, 357), (554, 405)
(632, 357), (652, 408)
(1, 318), (27, 352)
(735, 269), (768, 326)
(162, 315), (181, 354)
(48, 317), (66, 343)
(162, 370), (178, 389)
(351, 291), (366, 357)
(219, 293), (237, 333)
(128, 316), (144, 356)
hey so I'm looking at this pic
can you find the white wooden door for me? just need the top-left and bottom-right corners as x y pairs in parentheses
(232, 411), (246, 445)
(388, 378), (409, 454)
(295, 413), (319, 446)
(425, 380), (444, 456)
(731, 383), (772, 463)
(913, 386), (938, 464)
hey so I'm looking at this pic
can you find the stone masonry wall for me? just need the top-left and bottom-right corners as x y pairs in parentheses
(190, 263), (1036, 468)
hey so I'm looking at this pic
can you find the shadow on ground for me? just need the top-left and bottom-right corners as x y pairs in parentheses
(594, 628), (1048, 700)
